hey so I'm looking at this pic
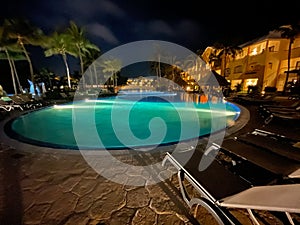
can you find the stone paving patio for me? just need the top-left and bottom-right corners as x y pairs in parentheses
(1, 139), (258, 225)
(1, 98), (299, 225)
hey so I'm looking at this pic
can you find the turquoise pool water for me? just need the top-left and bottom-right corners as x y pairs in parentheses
(8, 95), (240, 149)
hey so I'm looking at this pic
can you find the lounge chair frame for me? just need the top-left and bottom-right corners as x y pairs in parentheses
(0, 98), (23, 111)
(162, 146), (241, 225)
(162, 143), (300, 225)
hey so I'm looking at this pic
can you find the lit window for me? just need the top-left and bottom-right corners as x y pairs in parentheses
(252, 48), (257, 55)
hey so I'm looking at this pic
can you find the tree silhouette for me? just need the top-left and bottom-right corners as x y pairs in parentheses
(44, 32), (77, 89)
(275, 24), (300, 94)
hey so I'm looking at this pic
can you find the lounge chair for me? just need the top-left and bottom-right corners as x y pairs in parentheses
(17, 94), (43, 108)
(7, 95), (32, 109)
(259, 99), (300, 110)
(258, 100), (300, 119)
(162, 144), (300, 225)
(238, 129), (300, 161)
(0, 97), (24, 111)
(234, 93), (278, 106)
(265, 107), (300, 115)
(220, 132), (300, 178)
(260, 104), (300, 115)
(263, 110), (300, 124)
(0, 99), (14, 111)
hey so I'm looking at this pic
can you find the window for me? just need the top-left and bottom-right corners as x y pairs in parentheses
(269, 46), (275, 52)
(248, 63), (257, 71)
(225, 68), (231, 76)
(234, 65), (243, 73)
(268, 62), (273, 69)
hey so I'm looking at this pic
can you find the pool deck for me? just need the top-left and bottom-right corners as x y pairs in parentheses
(0, 96), (299, 225)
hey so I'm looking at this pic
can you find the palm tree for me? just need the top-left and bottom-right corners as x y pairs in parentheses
(83, 48), (101, 87)
(212, 43), (242, 77)
(275, 24), (300, 94)
(36, 68), (56, 90)
(67, 21), (101, 76)
(3, 18), (45, 86)
(0, 24), (27, 94)
(100, 58), (122, 91)
(152, 44), (167, 81)
(44, 32), (77, 89)
(184, 53), (205, 82)
(207, 48), (221, 69)
(162, 55), (182, 90)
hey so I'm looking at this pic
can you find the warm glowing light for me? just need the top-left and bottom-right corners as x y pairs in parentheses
(245, 78), (258, 87)
(53, 101), (238, 116)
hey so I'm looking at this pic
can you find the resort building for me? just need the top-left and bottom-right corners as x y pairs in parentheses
(202, 29), (300, 93)
(126, 76), (155, 88)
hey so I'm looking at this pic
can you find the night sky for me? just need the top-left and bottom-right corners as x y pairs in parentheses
(1, 0), (300, 89)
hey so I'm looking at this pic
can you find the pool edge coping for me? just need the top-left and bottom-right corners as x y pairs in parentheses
(0, 102), (250, 156)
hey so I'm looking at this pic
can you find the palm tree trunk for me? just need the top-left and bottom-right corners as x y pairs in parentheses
(20, 42), (34, 83)
(79, 49), (84, 75)
(5, 49), (17, 95)
(19, 41), (37, 95)
(93, 64), (98, 87)
(158, 55), (161, 79)
(11, 59), (23, 93)
(88, 67), (93, 86)
(78, 48), (86, 89)
(283, 40), (292, 94)
(62, 54), (71, 88)
(222, 54), (227, 77)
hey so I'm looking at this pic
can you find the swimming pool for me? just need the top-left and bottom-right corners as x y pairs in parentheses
(7, 95), (240, 150)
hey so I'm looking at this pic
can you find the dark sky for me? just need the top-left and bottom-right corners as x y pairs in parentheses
(1, 0), (300, 76)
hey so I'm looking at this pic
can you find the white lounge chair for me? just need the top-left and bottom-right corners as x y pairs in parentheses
(162, 143), (300, 224)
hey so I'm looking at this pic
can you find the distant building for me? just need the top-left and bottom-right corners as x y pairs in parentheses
(126, 76), (155, 87)
(202, 29), (300, 93)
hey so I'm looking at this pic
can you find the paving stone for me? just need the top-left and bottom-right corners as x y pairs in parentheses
(131, 207), (157, 225)
(82, 168), (100, 179)
(23, 168), (52, 182)
(22, 203), (51, 225)
(41, 192), (78, 224)
(64, 212), (91, 225)
(59, 175), (82, 192)
(158, 169), (175, 182)
(228, 209), (253, 225)
(125, 166), (149, 177)
(146, 183), (171, 200)
(157, 213), (186, 225)
(126, 176), (146, 187)
(22, 190), (36, 211)
(21, 178), (48, 191)
(126, 187), (150, 208)
(109, 207), (136, 225)
(87, 180), (118, 201)
(89, 187), (126, 220)
(72, 178), (98, 196)
(150, 197), (177, 214)
(35, 184), (64, 204)
(75, 194), (94, 213)
(100, 165), (128, 180)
